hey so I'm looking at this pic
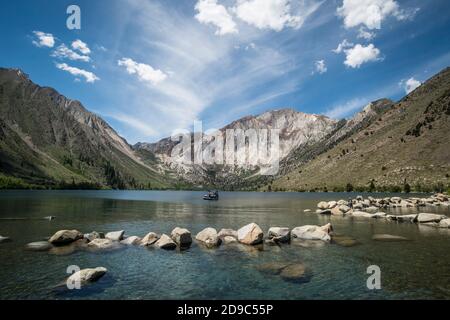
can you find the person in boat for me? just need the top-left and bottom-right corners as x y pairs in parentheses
(204, 190), (219, 200)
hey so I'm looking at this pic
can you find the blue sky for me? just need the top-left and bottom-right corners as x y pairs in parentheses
(1, 0), (450, 144)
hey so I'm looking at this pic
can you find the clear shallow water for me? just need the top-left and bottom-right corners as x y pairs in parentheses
(0, 190), (449, 300)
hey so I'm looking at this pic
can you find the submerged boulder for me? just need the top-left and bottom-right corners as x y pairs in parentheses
(332, 235), (359, 247)
(170, 227), (192, 248)
(196, 228), (220, 248)
(26, 241), (53, 251)
(140, 232), (159, 246)
(279, 263), (308, 282)
(372, 234), (409, 242)
(351, 211), (373, 218)
(257, 262), (290, 275)
(0, 236), (11, 243)
(291, 223), (332, 242)
(120, 236), (141, 245)
(67, 267), (107, 286)
(155, 234), (177, 250)
(268, 227), (290, 243)
(237, 223), (264, 245)
(105, 230), (125, 241)
(48, 230), (83, 245)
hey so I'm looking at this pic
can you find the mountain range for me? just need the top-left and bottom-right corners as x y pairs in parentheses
(0, 66), (449, 192)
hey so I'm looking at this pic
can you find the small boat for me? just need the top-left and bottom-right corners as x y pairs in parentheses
(203, 190), (219, 201)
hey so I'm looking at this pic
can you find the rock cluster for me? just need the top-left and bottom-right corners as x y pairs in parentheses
(312, 194), (450, 229)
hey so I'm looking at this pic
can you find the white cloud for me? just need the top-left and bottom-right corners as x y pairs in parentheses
(118, 58), (168, 85)
(343, 43), (381, 68)
(401, 77), (421, 94)
(233, 0), (323, 32)
(357, 27), (375, 40)
(32, 31), (55, 48)
(56, 63), (100, 83)
(71, 39), (91, 55)
(195, 0), (238, 35)
(332, 39), (353, 54)
(337, 0), (401, 30)
(314, 59), (327, 74)
(52, 44), (91, 62)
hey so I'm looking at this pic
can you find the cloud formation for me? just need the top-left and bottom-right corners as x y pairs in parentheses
(343, 43), (381, 68)
(32, 31), (55, 48)
(233, 0), (322, 31)
(118, 58), (168, 85)
(314, 60), (327, 74)
(357, 27), (375, 40)
(337, 0), (400, 30)
(56, 63), (100, 83)
(71, 40), (91, 55)
(332, 39), (353, 54)
(52, 44), (91, 62)
(195, 0), (238, 35)
(401, 77), (421, 94)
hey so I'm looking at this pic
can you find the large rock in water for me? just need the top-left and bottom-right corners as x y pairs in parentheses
(155, 234), (177, 250)
(48, 230), (83, 245)
(439, 218), (450, 228)
(317, 201), (329, 209)
(67, 267), (107, 286)
(331, 207), (344, 216)
(237, 223), (264, 245)
(291, 223), (332, 242)
(170, 227), (192, 248)
(196, 228), (220, 248)
(105, 230), (125, 241)
(140, 232), (159, 246)
(268, 227), (290, 243)
(417, 213), (447, 223)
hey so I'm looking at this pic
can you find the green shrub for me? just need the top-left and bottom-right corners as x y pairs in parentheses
(404, 183), (411, 193)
